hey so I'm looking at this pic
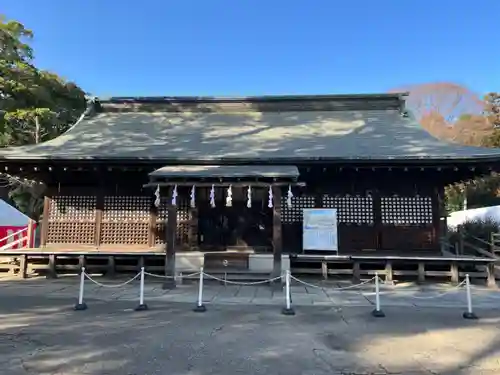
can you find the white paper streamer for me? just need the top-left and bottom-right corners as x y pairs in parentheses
(286, 185), (293, 208)
(226, 184), (232, 207)
(209, 184), (216, 208)
(268, 185), (273, 208)
(154, 185), (161, 208)
(247, 186), (252, 208)
(190, 185), (196, 208)
(171, 184), (178, 206)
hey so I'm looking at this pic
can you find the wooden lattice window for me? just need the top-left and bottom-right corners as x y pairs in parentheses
(381, 196), (433, 225)
(47, 196), (96, 244)
(101, 196), (151, 245)
(280, 196), (316, 223)
(155, 197), (190, 245)
(322, 195), (374, 225)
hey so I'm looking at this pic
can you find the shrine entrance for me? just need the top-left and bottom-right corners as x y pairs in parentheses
(198, 199), (272, 252)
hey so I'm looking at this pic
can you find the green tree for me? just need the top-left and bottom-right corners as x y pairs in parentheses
(484, 92), (500, 128)
(0, 15), (87, 147)
(481, 93), (500, 147)
(0, 15), (87, 220)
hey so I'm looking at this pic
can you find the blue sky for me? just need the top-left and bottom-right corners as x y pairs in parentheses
(3, 0), (499, 97)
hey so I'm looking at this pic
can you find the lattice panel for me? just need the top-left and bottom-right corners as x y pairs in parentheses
(100, 196), (151, 245)
(47, 222), (96, 244)
(155, 197), (190, 245)
(47, 196), (96, 244)
(157, 197), (189, 220)
(103, 196), (150, 222)
(101, 222), (149, 245)
(322, 195), (374, 224)
(381, 196), (433, 225)
(49, 196), (96, 222)
(280, 196), (316, 223)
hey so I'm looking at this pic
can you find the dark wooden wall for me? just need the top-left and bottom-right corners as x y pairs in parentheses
(40, 166), (443, 253)
(281, 167), (441, 253)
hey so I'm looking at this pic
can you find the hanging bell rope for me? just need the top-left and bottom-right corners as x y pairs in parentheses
(209, 184), (216, 208)
(268, 185), (273, 208)
(190, 185), (196, 208)
(154, 185), (161, 208)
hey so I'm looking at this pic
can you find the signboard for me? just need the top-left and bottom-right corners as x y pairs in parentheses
(302, 208), (338, 251)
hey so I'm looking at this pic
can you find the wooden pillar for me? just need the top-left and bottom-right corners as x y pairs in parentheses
(385, 260), (393, 284)
(47, 254), (57, 279)
(352, 261), (361, 283)
(19, 254), (28, 279)
(40, 196), (51, 247)
(148, 201), (157, 248)
(163, 188), (177, 289)
(94, 189), (104, 248)
(271, 186), (282, 279)
(107, 256), (115, 277)
(78, 255), (86, 272)
(432, 185), (445, 252)
(188, 207), (199, 251)
(26, 219), (34, 248)
(321, 261), (328, 280)
(450, 261), (459, 285)
(372, 190), (383, 250)
(486, 263), (497, 289)
(417, 262), (425, 283)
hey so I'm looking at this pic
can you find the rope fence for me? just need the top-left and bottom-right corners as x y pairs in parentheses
(72, 267), (482, 320)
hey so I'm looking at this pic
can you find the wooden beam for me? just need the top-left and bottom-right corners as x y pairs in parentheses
(271, 187), (282, 279)
(144, 181), (306, 188)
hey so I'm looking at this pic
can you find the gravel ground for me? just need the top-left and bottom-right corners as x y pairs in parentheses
(0, 295), (499, 374)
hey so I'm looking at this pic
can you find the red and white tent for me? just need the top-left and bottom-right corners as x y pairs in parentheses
(0, 200), (36, 249)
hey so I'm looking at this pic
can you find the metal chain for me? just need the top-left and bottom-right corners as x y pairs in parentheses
(143, 271), (200, 279)
(400, 280), (467, 300)
(84, 272), (141, 288)
(290, 275), (376, 290)
(202, 272), (282, 285)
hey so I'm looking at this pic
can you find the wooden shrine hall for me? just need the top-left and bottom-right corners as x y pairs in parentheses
(0, 93), (499, 284)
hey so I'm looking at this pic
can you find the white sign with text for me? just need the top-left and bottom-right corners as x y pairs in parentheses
(302, 208), (338, 251)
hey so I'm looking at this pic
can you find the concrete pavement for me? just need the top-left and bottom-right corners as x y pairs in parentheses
(0, 295), (499, 374)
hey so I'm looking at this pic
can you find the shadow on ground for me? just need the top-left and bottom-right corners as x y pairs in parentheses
(0, 295), (499, 374)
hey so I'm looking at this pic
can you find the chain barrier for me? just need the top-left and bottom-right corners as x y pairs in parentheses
(143, 271), (201, 279)
(290, 275), (376, 291)
(202, 272), (282, 286)
(83, 271), (141, 288)
(403, 280), (466, 300)
(72, 267), (482, 320)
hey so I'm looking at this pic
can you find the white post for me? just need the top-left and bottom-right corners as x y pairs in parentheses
(193, 267), (206, 312)
(74, 267), (87, 310)
(285, 270), (290, 310)
(371, 272), (385, 317)
(135, 267), (148, 311)
(281, 269), (295, 315)
(463, 274), (478, 319)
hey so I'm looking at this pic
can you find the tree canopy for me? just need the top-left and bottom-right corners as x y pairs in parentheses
(0, 15), (86, 147)
(390, 82), (500, 212)
(0, 15), (87, 219)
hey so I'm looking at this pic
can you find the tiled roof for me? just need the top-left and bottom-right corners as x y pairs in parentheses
(0, 94), (499, 162)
